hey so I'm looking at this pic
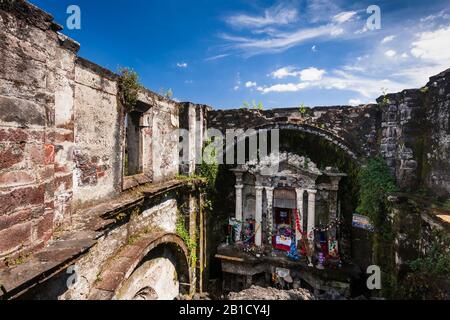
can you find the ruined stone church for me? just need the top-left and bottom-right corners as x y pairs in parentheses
(0, 1), (449, 300)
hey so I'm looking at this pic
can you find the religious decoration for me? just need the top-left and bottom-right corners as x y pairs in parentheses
(287, 241), (300, 261)
(317, 252), (325, 270)
(312, 217), (343, 233)
(328, 238), (339, 258)
(242, 218), (256, 245)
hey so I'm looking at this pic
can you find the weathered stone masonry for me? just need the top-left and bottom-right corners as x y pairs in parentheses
(0, 0), (449, 300)
(0, 1), (209, 300)
(208, 71), (450, 198)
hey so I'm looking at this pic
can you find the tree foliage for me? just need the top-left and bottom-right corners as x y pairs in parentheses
(357, 156), (398, 225)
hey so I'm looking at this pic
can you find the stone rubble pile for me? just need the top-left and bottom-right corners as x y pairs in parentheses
(227, 285), (315, 300)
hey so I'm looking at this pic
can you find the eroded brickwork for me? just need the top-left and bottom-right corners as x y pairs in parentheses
(0, 1), (207, 261)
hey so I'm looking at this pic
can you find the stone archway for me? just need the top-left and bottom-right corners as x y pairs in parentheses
(255, 122), (361, 160)
(89, 233), (190, 300)
(221, 122), (361, 165)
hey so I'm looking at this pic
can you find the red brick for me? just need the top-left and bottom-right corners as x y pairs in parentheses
(44, 144), (55, 165)
(0, 222), (32, 254)
(0, 170), (35, 187)
(95, 271), (124, 292)
(55, 164), (67, 173)
(0, 142), (25, 170)
(29, 143), (45, 164)
(37, 166), (54, 181)
(45, 131), (55, 144)
(0, 185), (45, 214)
(55, 131), (74, 143)
(0, 208), (33, 230)
(29, 130), (45, 142)
(0, 128), (28, 142)
(36, 211), (54, 243)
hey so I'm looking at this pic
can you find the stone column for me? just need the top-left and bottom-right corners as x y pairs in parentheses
(235, 185), (244, 222)
(255, 185), (264, 246)
(329, 177), (341, 239)
(307, 190), (317, 240)
(265, 187), (274, 245)
(329, 189), (338, 239)
(295, 188), (305, 241)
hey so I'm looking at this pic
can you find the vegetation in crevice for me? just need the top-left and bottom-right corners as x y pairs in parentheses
(444, 198), (450, 211)
(118, 67), (142, 113)
(399, 229), (450, 299)
(242, 100), (264, 111)
(357, 156), (399, 298)
(176, 214), (197, 268)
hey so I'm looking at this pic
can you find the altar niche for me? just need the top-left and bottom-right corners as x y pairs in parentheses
(230, 152), (346, 260)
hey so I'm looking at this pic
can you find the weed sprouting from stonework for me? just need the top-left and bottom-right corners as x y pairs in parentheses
(243, 100), (264, 110)
(118, 67), (142, 113)
(176, 214), (197, 267)
(299, 103), (307, 116)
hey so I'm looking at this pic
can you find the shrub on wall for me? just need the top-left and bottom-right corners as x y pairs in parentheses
(357, 156), (399, 298)
(118, 67), (142, 113)
(400, 230), (450, 299)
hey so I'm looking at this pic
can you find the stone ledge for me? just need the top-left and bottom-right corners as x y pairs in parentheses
(0, 0), (53, 32)
(0, 179), (197, 299)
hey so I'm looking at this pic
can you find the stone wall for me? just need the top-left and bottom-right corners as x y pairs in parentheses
(0, 1), (204, 259)
(72, 58), (122, 205)
(0, 0), (80, 257)
(208, 104), (380, 159)
(208, 70), (450, 198)
(379, 69), (450, 197)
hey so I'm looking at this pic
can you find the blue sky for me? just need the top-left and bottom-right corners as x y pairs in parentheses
(31, 0), (450, 109)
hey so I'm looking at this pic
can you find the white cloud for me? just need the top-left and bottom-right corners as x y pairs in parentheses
(258, 68), (405, 98)
(381, 35), (396, 44)
(245, 81), (257, 88)
(420, 10), (450, 23)
(204, 54), (230, 61)
(332, 11), (357, 24)
(385, 50), (397, 58)
(330, 27), (344, 36)
(349, 99), (363, 106)
(226, 3), (298, 28)
(299, 67), (326, 81)
(411, 26), (450, 63)
(307, 0), (341, 23)
(401, 52), (409, 58)
(354, 25), (368, 34)
(221, 24), (336, 55)
(176, 62), (188, 68)
(270, 67), (298, 79)
(258, 82), (310, 94)
(269, 67), (325, 81)
(312, 45), (317, 52)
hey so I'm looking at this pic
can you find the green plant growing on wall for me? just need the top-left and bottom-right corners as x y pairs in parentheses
(357, 156), (399, 297)
(443, 198), (450, 211)
(409, 230), (450, 277)
(380, 87), (390, 108)
(165, 88), (174, 99)
(199, 139), (219, 191)
(299, 103), (307, 116)
(118, 67), (142, 113)
(243, 100), (264, 110)
(357, 157), (398, 224)
(176, 215), (197, 267)
(420, 86), (429, 94)
(400, 230), (450, 299)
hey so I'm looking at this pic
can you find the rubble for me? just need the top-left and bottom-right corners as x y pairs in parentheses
(227, 286), (315, 300)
